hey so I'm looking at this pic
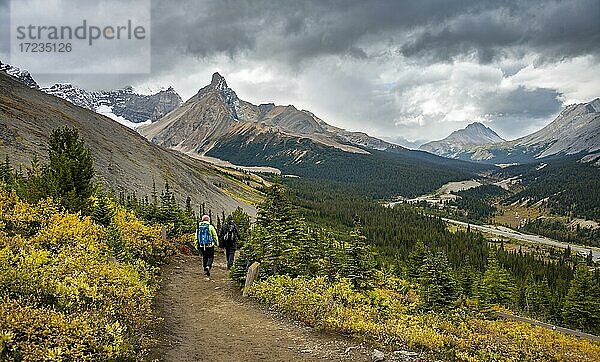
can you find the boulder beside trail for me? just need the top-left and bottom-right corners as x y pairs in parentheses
(243, 262), (260, 297)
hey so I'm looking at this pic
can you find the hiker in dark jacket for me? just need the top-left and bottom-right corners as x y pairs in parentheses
(196, 214), (219, 278)
(219, 215), (240, 270)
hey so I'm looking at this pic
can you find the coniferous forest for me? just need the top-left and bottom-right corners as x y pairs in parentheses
(229, 177), (600, 360)
(281, 177), (600, 333)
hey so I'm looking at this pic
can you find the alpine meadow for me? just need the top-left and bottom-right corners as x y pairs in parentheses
(1, 1), (600, 361)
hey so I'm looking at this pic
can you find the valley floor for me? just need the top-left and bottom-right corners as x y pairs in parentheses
(150, 254), (373, 362)
(441, 217), (600, 262)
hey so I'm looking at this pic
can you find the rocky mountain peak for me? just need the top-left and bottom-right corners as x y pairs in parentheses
(585, 98), (600, 113)
(465, 122), (486, 131)
(419, 121), (504, 158)
(211, 72), (227, 90)
(444, 122), (504, 144)
(192, 72), (240, 120)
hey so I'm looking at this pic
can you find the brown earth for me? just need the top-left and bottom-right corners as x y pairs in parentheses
(149, 253), (373, 362)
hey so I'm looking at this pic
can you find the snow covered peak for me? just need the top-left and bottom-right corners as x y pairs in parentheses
(42, 82), (182, 126)
(0, 61), (39, 89)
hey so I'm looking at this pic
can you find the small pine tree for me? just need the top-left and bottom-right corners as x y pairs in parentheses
(47, 126), (95, 213)
(478, 248), (514, 307)
(0, 155), (14, 187)
(232, 206), (251, 243)
(407, 241), (427, 280)
(418, 251), (457, 310)
(185, 196), (193, 215)
(344, 221), (377, 289)
(92, 194), (114, 227)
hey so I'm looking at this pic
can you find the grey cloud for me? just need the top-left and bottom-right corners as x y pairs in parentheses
(482, 86), (562, 119)
(400, 0), (600, 64)
(150, 0), (600, 70)
(0, 0), (9, 55)
(482, 87), (563, 139)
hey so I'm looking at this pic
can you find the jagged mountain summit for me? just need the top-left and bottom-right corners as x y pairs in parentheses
(0, 60), (182, 128)
(141, 72), (400, 156)
(0, 61), (39, 89)
(420, 122), (505, 158)
(440, 99), (600, 164)
(42, 83), (182, 127)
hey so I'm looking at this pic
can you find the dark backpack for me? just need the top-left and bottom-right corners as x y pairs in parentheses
(223, 223), (237, 245)
(197, 223), (213, 248)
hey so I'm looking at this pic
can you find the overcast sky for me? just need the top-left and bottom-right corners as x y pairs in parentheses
(1, 0), (599, 144)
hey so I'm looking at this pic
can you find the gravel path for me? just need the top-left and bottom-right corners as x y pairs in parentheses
(149, 254), (373, 362)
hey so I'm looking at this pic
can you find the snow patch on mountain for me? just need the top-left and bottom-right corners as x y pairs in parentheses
(0, 61), (39, 89)
(96, 105), (151, 129)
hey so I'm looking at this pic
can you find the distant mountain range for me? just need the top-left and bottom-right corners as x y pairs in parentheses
(43, 83), (182, 127)
(420, 122), (505, 158)
(0, 61), (182, 128)
(140, 72), (490, 198)
(422, 100), (600, 165)
(141, 72), (398, 156)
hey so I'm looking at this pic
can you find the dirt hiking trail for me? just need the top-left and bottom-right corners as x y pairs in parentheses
(150, 254), (373, 362)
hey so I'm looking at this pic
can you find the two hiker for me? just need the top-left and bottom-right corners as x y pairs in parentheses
(196, 214), (240, 278)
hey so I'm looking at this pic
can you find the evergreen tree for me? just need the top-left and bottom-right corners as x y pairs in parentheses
(47, 126), (95, 213)
(345, 221), (376, 289)
(407, 241), (427, 280)
(418, 251), (457, 310)
(0, 155), (14, 186)
(478, 248), (514, 307)
(232, 206), (251, 243)
(92, 194), (114, 227)
(562, 264), (600, 334)
(185, 196), (193, 215)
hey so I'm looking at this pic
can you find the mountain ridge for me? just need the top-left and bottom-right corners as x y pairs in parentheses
(0, 60), (183, 128)
(451, 99), (600, 164)
(140, 72), (399, 156)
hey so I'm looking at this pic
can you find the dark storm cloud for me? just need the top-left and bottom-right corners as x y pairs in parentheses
(150, 0), (600, 69)
(400, 0), (600, 63)
(482, 87), (562, 118)
(481, 87), (563, 138)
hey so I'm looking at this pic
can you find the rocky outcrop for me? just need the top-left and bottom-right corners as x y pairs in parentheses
(0, 61), (39, 89)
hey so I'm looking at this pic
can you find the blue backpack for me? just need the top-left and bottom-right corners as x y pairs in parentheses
(197, 223), (213, 248)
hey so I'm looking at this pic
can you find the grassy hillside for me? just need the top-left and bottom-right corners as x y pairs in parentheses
(0, 72), (261, 216)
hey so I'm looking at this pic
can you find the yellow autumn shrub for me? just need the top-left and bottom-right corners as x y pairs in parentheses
(249, 275), (600, 362)
(0, 188), (169, 360)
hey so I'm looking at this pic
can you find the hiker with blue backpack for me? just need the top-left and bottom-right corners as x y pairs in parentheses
(196, 214), (219, 278)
